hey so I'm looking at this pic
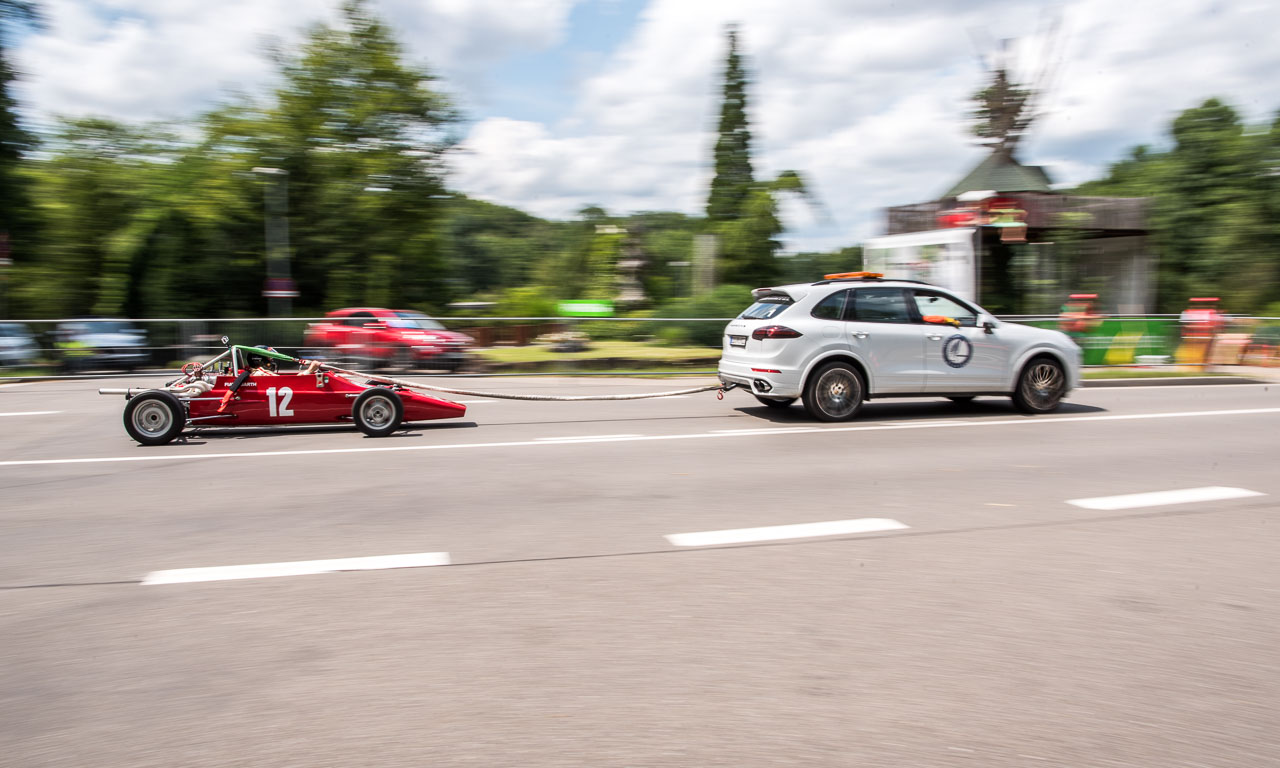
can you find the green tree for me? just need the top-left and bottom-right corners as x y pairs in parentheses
(706, 25), (753, 223)
(266, 0), (458, 312)
(0, 0), (40, 264)
(717, 170), (811, 287)
(1075, 98), (1279, 313)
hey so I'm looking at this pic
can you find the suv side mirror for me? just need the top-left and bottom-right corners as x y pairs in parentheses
(982, 320), (996, 334)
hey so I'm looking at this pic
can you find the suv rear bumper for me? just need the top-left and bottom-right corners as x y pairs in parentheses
(718, 360), (803, 398)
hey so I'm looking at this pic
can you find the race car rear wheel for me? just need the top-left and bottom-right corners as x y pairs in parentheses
(802, 362), (865, 422)
(754, 395), (796, 409)
(1012, 356), (1066, 414)
(353, 388), (404, 437)
(123, 391), (186, 446)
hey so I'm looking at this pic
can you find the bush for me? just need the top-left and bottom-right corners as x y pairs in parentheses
(647, 284), (752, 346)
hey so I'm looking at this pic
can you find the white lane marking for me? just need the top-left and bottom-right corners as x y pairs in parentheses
(3, 406), (1280, 468)
(535, 433), (641, 442)
(666, 518), (908, 547)
(450, 399), (510, 404)
(1067, 486), (1265, 511)
(0, 410), (61, 417)
(711, 427), (820, 435)
(1087, 382), (1275, 390)
(142, 551), (450, 585)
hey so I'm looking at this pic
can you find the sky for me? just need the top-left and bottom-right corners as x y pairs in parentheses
(10, 0), (1280, 253)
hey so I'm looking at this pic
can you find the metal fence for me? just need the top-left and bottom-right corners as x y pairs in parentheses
(2, 315), (1279, 379)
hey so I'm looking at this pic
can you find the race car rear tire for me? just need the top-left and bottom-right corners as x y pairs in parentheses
(802, 362), (865, 422)
(353, 388), (404, 437)
(1012, 356), (1066, 414)
(123, 391), (186, 446)
(754, 396), (796, 409)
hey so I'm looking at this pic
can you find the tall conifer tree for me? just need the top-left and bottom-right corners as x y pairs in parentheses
(706, 26), (753, 222)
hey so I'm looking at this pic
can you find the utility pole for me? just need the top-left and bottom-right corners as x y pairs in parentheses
(252, 167), (294, 316)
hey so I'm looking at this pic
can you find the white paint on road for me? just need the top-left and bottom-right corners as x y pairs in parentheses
(0, 410), (60, 417)
(3, 406), (1280, 469)
(1067, 486), (1264, 510)
(666, 518), (908, 547)
(142, 551), (451, 585)
(711, 427), (820, 435)
(535, 433), (642, 442)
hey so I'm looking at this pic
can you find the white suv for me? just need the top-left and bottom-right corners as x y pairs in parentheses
(717, 274), (1082, 421)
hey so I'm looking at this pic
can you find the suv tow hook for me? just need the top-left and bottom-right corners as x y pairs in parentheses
(717, 382), (740, 400)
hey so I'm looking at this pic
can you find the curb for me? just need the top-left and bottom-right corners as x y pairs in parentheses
(1082, 376), (1268, 388)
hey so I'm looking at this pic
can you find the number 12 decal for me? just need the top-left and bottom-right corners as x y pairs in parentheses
(266, 387), (294, 417)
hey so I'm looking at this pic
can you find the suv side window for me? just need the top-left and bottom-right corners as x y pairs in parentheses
(810, 290), (850, 320)
(911, 291), (978, 327)
(847, 288), (912, 323)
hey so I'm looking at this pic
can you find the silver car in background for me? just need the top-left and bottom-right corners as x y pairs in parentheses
(0, 322), (39, 368)
(718, 275), (1082, 421)
(54, 319), (150, 372)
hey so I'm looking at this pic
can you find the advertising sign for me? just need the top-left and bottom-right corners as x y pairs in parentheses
(862, 228), (977, 302)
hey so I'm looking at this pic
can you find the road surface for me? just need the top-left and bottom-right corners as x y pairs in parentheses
(2, 375), (1278, 767)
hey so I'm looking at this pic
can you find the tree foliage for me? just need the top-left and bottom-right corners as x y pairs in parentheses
(706, 25), (753, 223)
(1076, 98), (1280, 313)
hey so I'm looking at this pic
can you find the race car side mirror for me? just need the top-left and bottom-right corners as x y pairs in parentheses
(220, 335), (230, 347)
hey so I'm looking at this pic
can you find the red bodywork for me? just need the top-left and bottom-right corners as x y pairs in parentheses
(187, 370), (466, 426)
(303, 307), (473, 369)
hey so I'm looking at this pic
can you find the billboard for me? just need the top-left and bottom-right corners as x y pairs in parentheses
(862, 228), (977, 302)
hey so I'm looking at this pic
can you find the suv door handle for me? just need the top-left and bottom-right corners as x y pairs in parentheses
(851, 331), (869, 339)
(926, 334), (944, 341)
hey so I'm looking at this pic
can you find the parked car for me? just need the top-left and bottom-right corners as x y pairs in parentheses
(54, 319), (150, 372)
(0, 322), (39, 367)
(302, 308), (473, 372)
(718, 272), (1082, 421)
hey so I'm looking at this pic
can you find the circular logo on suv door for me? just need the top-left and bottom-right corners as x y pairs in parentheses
(943, 334), (973, 368)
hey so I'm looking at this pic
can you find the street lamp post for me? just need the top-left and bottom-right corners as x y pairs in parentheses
(252, 167), (292, 317)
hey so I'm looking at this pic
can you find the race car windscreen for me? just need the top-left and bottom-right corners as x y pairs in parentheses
(739, 295), (793, 320)
(389, 312), (446, 330)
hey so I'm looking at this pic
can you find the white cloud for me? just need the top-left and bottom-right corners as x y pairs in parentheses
(11, 0), (577, 124)
(11, 0), (1280, 252)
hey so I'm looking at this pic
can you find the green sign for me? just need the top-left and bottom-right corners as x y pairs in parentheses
(557, 300), (614, 317)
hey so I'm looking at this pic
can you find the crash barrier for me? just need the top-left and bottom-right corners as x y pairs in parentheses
(6, 315), (1280, 379)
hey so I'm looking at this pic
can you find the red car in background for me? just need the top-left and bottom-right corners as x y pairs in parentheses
(303, 308), (473, 372)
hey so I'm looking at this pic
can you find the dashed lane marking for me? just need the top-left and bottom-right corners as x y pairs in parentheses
(666, 518), (909, 547)
(1067, 486), (1265, 510)
(1, 406), (1278, 468)
(0, 411), (60, 417)
(142, 551), (451, 585)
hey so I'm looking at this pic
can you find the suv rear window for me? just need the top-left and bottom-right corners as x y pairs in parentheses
(739, 296), (792, 320)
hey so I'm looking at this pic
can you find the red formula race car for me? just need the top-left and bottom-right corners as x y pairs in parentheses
(100, 343), (466, 445)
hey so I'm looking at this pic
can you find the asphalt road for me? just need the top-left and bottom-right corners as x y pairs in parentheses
(2, 375), (1278, 767)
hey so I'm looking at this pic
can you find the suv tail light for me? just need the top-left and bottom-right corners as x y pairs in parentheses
(751, 325), (803, 340)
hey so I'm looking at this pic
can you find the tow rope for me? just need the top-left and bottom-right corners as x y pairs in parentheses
(309, 361), (728, 401)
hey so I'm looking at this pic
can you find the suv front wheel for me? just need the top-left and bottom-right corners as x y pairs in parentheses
(802, 362), (865, 422)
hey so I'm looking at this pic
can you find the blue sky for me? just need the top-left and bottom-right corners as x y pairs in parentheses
(478, 0), (647, 126)
(10, 0), (1280, 251)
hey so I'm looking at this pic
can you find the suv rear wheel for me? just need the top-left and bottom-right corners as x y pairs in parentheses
(802, 362), (865, 421)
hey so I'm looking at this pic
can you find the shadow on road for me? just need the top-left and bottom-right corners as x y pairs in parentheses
(736, 397), (1108, 423)
(185, 421), (479, 441)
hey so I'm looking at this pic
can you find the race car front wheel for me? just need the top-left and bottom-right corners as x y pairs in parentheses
(124, 391), (186, 446)
(353, 388), (404, 437)
(802, 362), (865, 422)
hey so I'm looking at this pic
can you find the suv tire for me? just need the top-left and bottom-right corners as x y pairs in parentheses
(802, 362), (865, 422)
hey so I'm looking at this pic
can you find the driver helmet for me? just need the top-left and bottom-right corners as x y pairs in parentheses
(245, 345), (279, 372)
